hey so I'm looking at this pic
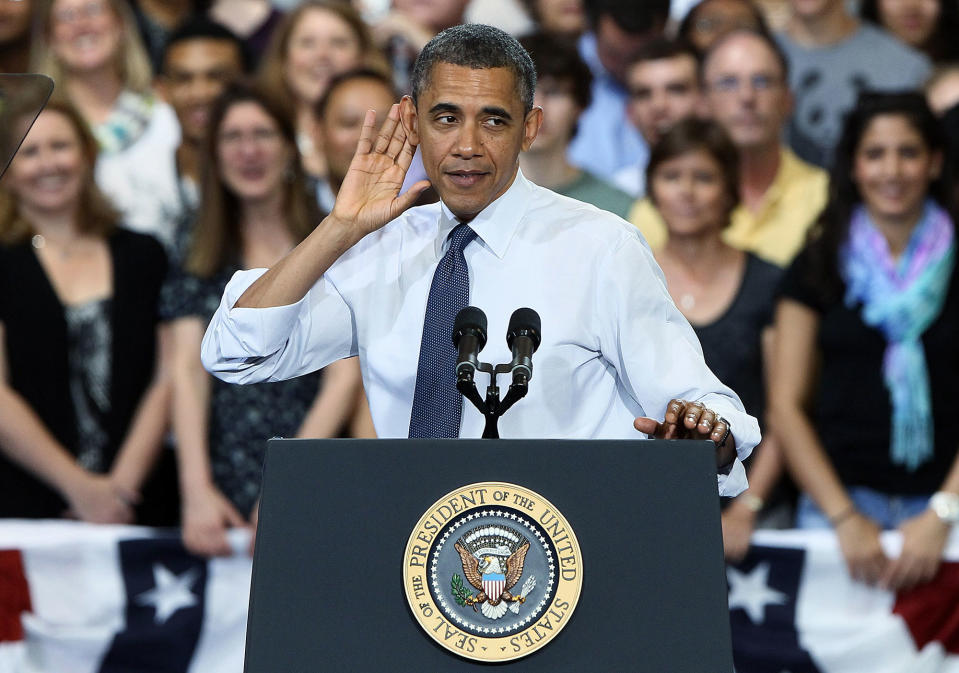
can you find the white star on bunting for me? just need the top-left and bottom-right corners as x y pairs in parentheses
(726, 561), (788, 625)
(134, 563), (200, 624)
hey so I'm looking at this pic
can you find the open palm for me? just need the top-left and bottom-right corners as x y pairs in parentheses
(332, 104), (431, 237)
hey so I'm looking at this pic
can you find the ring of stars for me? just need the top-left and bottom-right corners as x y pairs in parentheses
(429, 508), (557, 636)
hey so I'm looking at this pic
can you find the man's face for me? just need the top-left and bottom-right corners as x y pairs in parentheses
(685, 0), (762, 54)
(529, 75), (581, 154)
(319, 77), (396, 189)
(393, 0), (470, 31)
(161, 39), (244, 144)
(703, 34), (791, 152)
(789, 0), (841, 21)
(400, 63), (542, 222)
(595, 14), (663, 84)
(0, 0), (31, 44)
(626, 54), (701, 146)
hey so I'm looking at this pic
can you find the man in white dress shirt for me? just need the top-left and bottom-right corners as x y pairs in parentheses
(200, 24), (760, 496)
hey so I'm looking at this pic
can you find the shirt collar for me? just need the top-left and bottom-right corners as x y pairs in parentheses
(436, 167), (533, 259)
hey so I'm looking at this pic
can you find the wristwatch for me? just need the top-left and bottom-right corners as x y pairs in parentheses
(929, 491), (959, 525)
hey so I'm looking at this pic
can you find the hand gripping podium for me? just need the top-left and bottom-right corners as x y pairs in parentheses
(244, 439), (733, 671)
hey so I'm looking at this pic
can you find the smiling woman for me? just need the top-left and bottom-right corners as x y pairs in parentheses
(0, 100), (176, 525)
(772, 92), (959, 591)
(258, 1), (383, 179)
(859, 0), (959, 63)
(162, 81), (365, 557)
(30, 0), (180, 239)
(646, 118), (790, 561)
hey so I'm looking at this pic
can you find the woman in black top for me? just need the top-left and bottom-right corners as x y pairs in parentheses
(166, 82), (362, 557)
(646, 118), (788, 562)
(0, 100), (172, 523)
(773, 92), (959, 589)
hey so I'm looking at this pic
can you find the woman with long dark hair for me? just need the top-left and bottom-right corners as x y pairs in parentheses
(860, 0), (959, 63)
(165, 82), (362, 556)
(772, 92), (959, 589)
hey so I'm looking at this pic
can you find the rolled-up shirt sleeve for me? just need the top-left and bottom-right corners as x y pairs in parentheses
(201, 268), (356, 384)
(595, 233), (761, 498)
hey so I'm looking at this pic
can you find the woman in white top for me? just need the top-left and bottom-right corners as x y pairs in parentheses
(32, 0), (180, 238)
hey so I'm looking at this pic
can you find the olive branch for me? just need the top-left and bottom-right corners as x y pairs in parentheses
(451, 573), (473, 607)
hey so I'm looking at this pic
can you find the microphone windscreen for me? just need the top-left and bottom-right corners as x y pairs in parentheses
(507, 307), (541, 350)
(453, 306), (488, 347)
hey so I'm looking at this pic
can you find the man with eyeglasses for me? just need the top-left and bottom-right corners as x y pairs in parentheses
(631, 29), (827, 267)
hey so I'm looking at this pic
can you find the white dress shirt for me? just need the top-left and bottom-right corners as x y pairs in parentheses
(201, 170), (759, 496)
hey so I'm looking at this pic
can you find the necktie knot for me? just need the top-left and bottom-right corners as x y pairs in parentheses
(449, 223), (477, 254)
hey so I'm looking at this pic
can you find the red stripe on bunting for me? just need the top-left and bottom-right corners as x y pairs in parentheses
(0, 549), (31, 642)
(893, 560), (959, 655)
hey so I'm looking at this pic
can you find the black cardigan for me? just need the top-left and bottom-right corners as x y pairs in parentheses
(0, 229), (167, 518)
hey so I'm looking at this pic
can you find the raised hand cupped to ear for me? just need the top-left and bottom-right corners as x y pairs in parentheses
(331, 104), (431, 238)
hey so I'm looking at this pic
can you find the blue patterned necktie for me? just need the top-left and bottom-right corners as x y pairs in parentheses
(408, 223), (477, 438)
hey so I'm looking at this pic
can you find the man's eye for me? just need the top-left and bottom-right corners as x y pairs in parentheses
(486, 118), (505, 126)
(438, 115), (457, 123)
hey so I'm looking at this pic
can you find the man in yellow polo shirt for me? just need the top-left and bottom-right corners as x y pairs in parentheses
(630, 29), (826, 267)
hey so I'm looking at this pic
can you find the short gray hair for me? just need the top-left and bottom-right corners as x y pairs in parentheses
(410, 24), (537, 113)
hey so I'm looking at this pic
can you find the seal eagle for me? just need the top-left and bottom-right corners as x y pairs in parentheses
(454, 540), (530, 620)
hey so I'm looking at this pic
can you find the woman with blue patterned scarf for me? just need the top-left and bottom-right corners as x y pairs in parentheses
(772, 92), (959, 590)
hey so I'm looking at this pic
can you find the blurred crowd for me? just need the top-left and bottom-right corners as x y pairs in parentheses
(1, 0), (958, 595)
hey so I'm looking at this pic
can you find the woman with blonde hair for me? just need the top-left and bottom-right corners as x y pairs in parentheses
(32, 0), (180, 236)
(163, 81), (363, 556)
(0, 100), (175, 524)
(258, 0), (380, 177)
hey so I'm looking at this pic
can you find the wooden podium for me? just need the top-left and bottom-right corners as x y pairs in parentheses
(244, 439), (733, 671)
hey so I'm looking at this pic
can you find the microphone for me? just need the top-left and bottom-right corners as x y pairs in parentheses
(452, 306), (487, 383)
(506, 308), (541, 386)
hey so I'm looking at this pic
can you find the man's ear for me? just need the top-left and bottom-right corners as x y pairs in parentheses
(930, 149), (944, 181)
(400, 95), (419, 146)
(155, 76), (168, 102)
(521, 106), (544, 152)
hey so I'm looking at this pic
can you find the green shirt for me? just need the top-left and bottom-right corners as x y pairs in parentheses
(557, 171), (636, 220)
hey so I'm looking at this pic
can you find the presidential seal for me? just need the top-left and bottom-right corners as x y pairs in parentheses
(403, 482), (582, 662)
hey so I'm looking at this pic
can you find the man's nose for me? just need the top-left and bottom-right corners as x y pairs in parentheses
(880, 154), (903, 178)
(651, 89), (669, 112)
(453, 122), (481, 158)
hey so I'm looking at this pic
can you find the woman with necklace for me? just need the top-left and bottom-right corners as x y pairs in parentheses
(31, 0), (179, 236)
(772, 92), (959, 590)
(163, 82), (363, 557)
(0, 101), (174, 524)
(647, 118), (789, 561)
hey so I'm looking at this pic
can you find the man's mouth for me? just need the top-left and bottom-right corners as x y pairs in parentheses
(446, 171), (488, 187)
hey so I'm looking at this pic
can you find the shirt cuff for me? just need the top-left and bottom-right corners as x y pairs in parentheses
(717, 458), (748, 497)
(203, 268), (309, 365)
(699, 395), (761, 464)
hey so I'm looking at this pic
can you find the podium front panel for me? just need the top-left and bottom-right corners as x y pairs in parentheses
(245, 439), (732, 672)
